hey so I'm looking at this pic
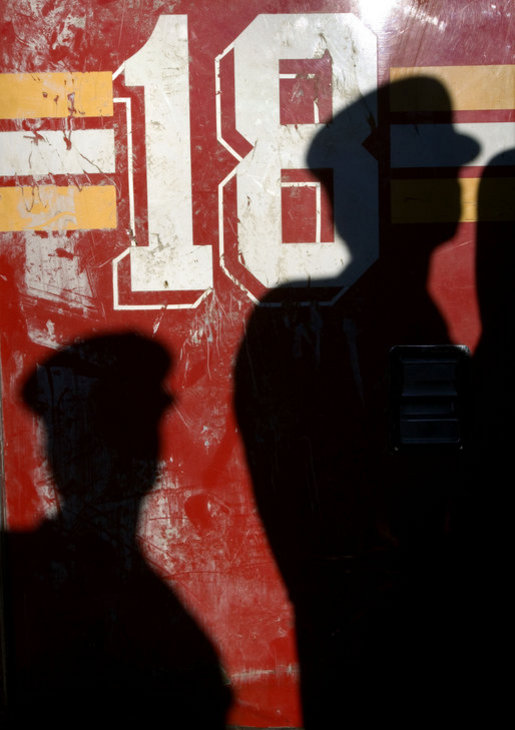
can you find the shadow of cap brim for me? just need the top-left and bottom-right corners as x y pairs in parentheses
(388, 75), (482, 164)
(390, 123), (482, 169)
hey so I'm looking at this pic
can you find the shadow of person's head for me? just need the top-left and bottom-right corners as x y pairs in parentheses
(16, 333), (233, 726)
(306, 75), (480, 288)
(22, 332), (172, 516)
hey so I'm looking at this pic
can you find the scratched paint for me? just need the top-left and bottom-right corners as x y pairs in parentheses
(24, 232), (95, 315)
(1, 1), (513, 727)
(0, 130), (116, 176)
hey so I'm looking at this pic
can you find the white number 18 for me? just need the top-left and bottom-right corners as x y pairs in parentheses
(113, 14), (377, 309)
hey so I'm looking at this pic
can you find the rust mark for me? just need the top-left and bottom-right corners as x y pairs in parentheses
(21, 185), (39, 214)
(23, 130), (45, 145)
(67, 91), (76, 116)
(63, 131), (72, 151)
(63, 129), (72, 150)
(67, 91), (85, 116)
(54, 248), (74, 260)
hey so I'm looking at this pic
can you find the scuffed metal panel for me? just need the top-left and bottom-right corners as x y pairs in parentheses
(0, 0), (513, 726)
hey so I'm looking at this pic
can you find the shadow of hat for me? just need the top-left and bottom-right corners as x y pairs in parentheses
(22, 332), (172, 423)
(388, 75), (480, 164)
(308, 75), (480, 167)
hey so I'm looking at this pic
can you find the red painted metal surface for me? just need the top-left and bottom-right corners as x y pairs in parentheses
(0, 1), (513, 726)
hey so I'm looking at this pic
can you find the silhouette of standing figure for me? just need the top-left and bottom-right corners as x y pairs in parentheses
(3, 333), (231, 728)
(472, 148), (515, 485)
(466, 149), (515, 716)
(235, 78), (479, 726)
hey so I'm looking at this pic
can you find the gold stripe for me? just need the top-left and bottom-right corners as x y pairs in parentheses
(0, 72), (113, 119)
(390, 65), (515, 111)
(0, 185), (117, 231)
(391, 178), (515, 223)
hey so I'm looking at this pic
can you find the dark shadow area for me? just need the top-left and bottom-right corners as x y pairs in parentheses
(235, 78), (480, 726)
(2, 333), (231, 727)
(472, 148), (515, 468)
(466, 149), (515, 710)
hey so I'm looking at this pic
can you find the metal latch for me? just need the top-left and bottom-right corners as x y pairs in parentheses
(389, 345), (470, 451)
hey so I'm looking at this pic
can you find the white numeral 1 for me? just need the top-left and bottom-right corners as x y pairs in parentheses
(122, 15), (213, 297)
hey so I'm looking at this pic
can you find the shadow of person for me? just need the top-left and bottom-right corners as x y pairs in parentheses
(234, 77), (479, 726)
(472, 148), (515, 476)
(465, 149), (515, 710)
(3, 333), (231, 728)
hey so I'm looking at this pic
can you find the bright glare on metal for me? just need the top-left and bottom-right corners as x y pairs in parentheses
(360, 0), (400, 28)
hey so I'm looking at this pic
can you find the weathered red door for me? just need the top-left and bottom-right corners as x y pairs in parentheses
(1, 1), (513, 726)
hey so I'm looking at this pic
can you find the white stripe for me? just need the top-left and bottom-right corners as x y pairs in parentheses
(281, 181), (318, 187)
(0, 129), (115, 175)
(315, 183), (321, 243)
(214, 41), (243, 162)
(278, 73), (316, 79)
(112, 63), (125, 81)
(113, 97), (135, 236)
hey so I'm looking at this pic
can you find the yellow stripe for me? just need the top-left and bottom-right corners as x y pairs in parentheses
(0, 185), (117, 231)
(390, 65), (515, 111)
(391, 178), (515, 223)
(0, 72), (113, 119)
